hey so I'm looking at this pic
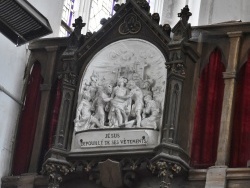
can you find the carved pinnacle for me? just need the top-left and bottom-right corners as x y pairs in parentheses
(178, 5), (192, 25)
(72, 16), (86, 29)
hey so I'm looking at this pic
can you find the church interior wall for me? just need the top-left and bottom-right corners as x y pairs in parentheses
(241, 0), (250, 23)
(160, 0), (187, 27)
(185, 0), (201, 26)
(26, 0), (64, 39)
(2, 0), (250, 188)
(0, 37), (28, 186)
(212, 0), (244, 24)
(238, 35), (250, 70)
(198, 0), (250, 25)
(198, 37), (229, 73)
(0, 1), (64, 186)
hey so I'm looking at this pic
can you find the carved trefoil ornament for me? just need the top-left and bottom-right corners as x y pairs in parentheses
(119, 13), (141, 35)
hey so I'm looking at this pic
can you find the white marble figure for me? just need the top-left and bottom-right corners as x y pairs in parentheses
(75, 40), (167, 132)
(126, 80), (144, 128)
(108, 77), (130, 127)
(141, 95), (161, 130)
(92, 84), (113, 127)
(141, 79), (153, 97)
(74, 90), (102, 131)
(88, 72), (99, 101)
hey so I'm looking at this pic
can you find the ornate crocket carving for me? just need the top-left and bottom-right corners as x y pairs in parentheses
(42, 163), (75, 188)
(148, 161), (182, 188)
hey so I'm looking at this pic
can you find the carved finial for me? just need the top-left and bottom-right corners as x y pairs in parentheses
(178, 5), (192, 25)
(136, 0), (150, 13)
(71, 16), (86, 40)
(72, 16), (86, 30)
(152, 13), (160, 24)
(100, 18), (108, 25)
(114, 4), (121, 12)
(162, 24), (171, 37)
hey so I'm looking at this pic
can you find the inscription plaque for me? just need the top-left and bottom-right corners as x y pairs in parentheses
(75, 129), (159, 148)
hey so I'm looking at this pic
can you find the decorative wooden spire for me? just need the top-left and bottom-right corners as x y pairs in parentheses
(72, 16), (86, 39)
(178, 5), (192, 25)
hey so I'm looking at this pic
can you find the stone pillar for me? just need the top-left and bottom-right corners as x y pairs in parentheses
(29, 46), (58, 172)
(216, 31), (242, 166)
(204, 31), (242, 188)
(205, 166), (227, 188)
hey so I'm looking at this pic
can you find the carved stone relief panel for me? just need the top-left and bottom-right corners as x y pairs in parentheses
(72, 39), (166, 151)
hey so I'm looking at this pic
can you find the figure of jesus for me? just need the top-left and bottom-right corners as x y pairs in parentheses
(108, 77), (130, 127)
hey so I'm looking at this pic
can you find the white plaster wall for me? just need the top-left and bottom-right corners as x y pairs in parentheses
(28, 0), (64, 37)
(75, 0), (127, 35)
(155, 0), (250, 27)
(75, 0), (92, 34)
(0, 0), (64, 186)
(158, 0), (201, 27)
(156, 0), (201, 27)
(0, 37), (27, 184)
(0, 94), (20, 184)
(159, 0), (187, 27)
(242, 0), (250, 22)
(198, 0), (250, 25)
(187, 0), (201, 26)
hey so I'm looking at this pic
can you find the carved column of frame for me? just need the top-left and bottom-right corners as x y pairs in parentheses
(153, 6), (195, 188)
(163, 66), (185, 144)
(41, 56), (78, 187)
(153, 46), (187, 188)
(54, 67), (76, 149)
(53, 16), (85, 150)
(161, 5), (192, 147)
(42, 17), (86, 187)
(42, 53), (78, 188)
